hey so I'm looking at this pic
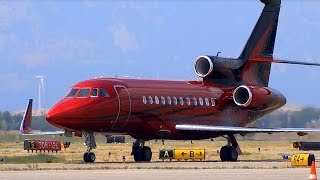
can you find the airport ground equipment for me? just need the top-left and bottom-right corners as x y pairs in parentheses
(106, 136), (125, 143)
(293, 142), (320, 151)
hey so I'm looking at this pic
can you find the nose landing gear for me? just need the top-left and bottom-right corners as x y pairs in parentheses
(83, 132), (97, 163)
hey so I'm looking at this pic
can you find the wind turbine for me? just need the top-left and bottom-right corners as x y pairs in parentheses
(36, 75), (44, 115)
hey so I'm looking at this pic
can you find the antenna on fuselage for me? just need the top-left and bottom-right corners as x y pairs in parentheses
(216, 51), (221, 57)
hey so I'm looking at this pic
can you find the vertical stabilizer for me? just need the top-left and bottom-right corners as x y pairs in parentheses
(20, 99), (33, 134)
(239, 0), (281, 86)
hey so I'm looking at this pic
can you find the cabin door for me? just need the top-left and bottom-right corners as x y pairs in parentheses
(112, 85), (131, 129)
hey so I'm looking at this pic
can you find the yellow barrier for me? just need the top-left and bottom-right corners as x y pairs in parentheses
(291, 153), (315, 166)
(174, 149), (205, 160)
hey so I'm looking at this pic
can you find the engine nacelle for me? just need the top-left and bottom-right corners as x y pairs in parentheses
(194, 56), (214, 78)
(233, 85), (286, 110)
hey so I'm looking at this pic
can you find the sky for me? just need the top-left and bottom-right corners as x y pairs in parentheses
(0, 0), (320, 112)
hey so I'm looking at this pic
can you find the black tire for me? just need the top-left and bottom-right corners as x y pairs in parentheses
(142, 146), (152, 162)
(133, 146), (152, 162)
(229, 147), (238, 162)
(88, 152), (96, 163)
(83, 152), (89, 162)
(133, 147), (142, 162)
(220, 146), (238, 162)
(220, 146), (229, 162)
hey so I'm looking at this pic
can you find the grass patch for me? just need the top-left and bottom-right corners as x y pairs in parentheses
(1, 154), (65, 164)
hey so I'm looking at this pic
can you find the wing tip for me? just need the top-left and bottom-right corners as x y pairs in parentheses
(20, 99), (33, 135)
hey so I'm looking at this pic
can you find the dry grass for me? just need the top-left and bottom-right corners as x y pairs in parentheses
(0, 131), (311, 163)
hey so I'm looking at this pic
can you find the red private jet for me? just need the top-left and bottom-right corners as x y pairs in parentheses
(21, 0), (320, 163)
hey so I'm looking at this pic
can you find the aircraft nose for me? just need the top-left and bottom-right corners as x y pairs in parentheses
(46, 105), (65, 125)
(46, 108), (57, 123)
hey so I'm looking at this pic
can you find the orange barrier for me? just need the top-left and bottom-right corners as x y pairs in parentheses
(309, 161), (317, 180)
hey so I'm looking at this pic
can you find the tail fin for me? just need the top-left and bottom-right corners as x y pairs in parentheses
(238, 0), (281, 87)
(20, 99), (33, 134)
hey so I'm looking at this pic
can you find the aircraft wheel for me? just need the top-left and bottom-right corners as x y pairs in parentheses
(133, 146), (152, 162)
(142, 146), (152, 162)
(83, 152), (89, 162)
(133, 147), (143, 162)
(83, 152), (96, 163)
(229, 147), (238, 162)
(88, 152), (96, 162)
(220, 146), (238, 162)
(219, 146), (229, 162)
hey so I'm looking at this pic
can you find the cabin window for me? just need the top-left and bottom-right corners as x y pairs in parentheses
(77, 88), (90, 98)
(142, 96), (147, 104)
(205, 98), (209, 106)
(173, 97), (178, 105)
(66, 88), (79, 98)
(99, 88), (109, 97)
(155, 96), (159, 104)
(186, 97), (191, 106)
(211, 98), (216, 107)
(179, 97), (184, 105)
(90, 88), (99, 97)
(199, 97), (204, 106)
(193, 97), (197, 106)
(148, 96), (153, 104)
(167, 96), (172, 105)
(161, 96), (165, 105)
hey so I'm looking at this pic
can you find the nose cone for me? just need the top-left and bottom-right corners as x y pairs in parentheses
(46, 101), (69, 128)
(46, 106), (61, 126)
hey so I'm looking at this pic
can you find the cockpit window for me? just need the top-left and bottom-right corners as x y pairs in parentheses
(66, 88), (79, 98)
(90, 88), (98, 97)
(99, 88), (109, 97)
(77, 88), (90, 98)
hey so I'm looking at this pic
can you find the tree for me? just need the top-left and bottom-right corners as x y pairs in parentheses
(0, 120), (8, 131)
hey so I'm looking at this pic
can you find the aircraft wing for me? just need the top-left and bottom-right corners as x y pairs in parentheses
(175, 124), (320, 134)
(20, 99), (64, 135)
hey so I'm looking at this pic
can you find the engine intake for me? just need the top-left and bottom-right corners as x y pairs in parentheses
(233, 85), (286, 110)
(194, 56), (214, 78)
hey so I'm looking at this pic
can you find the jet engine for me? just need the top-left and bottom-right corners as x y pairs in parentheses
(233, 85), (286, 110)
(194, 56), (214, 78)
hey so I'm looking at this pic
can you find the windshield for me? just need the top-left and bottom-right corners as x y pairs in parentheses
(90, 88), (98, 97)
(99, 88), (109, 97)
(77, 88), (91, 98)
(66, 88), (79, 98)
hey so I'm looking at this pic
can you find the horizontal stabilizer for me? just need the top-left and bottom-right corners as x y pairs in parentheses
(176, 124), (320, 134)
(250, 57), (320, 66)
(20, 99), (64, 135)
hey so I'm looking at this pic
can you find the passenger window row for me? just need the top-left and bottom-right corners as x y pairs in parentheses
(66, 87), (109, 98)
(142, 96), (216, 107)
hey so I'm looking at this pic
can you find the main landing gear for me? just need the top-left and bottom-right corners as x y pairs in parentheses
(131, 139), (152, 162)
(219, 134), (242, 162)
(83, 132), (97, 163)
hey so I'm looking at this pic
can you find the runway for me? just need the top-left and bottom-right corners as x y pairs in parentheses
(0, 169), (311, 180)
(0, 161), (314, 179)
(0, 161), (295, 170)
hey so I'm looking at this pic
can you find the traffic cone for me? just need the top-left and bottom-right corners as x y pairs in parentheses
(309, 161), (317, 180)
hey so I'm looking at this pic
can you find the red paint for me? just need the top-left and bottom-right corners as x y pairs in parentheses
(46, 77), (286, 140)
